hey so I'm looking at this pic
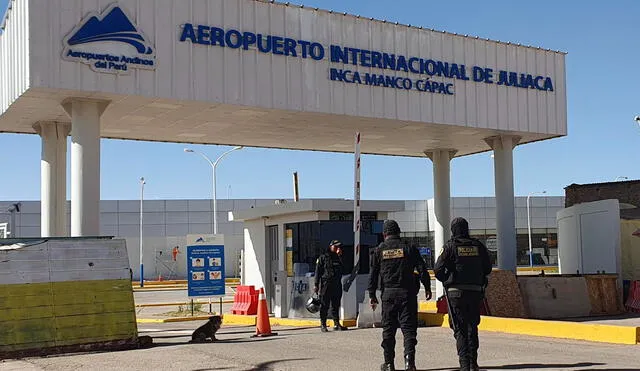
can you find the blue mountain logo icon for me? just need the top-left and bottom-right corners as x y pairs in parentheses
(67, 5), (152, 54)
(196, 237), (205, 243)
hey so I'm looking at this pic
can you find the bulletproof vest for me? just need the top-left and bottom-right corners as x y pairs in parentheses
(450, 237), (485, 287)
(378, 237), (417, 293)
(321, 253), (342, 282)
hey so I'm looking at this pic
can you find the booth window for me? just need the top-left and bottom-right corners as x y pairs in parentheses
(287, 219), (383, 276)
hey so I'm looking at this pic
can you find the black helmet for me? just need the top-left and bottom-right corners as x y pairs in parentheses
(305, 294), (321, 314)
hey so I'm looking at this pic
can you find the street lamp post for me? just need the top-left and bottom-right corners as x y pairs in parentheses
(527, 191), (546, 267)
(184, 146), (243, 234)
(7, 203), (21, 238)
(139, 177), (146, 287)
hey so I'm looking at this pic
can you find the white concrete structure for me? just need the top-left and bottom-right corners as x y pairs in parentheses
(426, 149), (455, 298)
(32, 121), (70, 237)
(1, 0), (567, 282)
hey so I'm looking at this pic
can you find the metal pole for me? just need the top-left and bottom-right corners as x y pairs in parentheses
(184, 147), (243, 235)
(209, 297), (212, 314)
(219, 297), (222, 315)
(140, 177), (145, 287)
(293, 172), (300, 202)
(527, 194), (532, 268)
(10, 209), (16, 238)
(213, 162), (218, 235)
(344, 132), (361, 293)
(354, 132), (361, 273)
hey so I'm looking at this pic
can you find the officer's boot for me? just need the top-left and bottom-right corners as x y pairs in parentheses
(469, 352), (479, 371)
(459, 357), (471, 371)
(404, 353), (416, 371)
(320, 319), (328, 333)
(333, 321), (348, 331)
(380, 362), (395, 371)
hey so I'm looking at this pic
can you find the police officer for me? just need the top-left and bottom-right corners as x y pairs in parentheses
(314, 240), (348, 332)
(368, 220), (432, 371)
(434, 217), (492, 371)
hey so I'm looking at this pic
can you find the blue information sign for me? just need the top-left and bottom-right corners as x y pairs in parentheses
(187, 235), (225, 297)
(419, 247), (431, 256)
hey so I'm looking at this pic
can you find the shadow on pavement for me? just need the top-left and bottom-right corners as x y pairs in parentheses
(419, 362), (606, 371)
(149, 337), (283, 348)
(482, 363), (605, 370)
(245, 358), (313, 371)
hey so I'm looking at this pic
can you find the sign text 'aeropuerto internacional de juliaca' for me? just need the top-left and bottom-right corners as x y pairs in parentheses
(179, 24), (555, 96)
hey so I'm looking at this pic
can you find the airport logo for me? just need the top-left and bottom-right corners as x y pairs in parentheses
(62, 3), (156, 74)
(195, 237), (205, 243)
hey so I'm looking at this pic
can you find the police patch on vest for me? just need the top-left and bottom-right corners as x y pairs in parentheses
(457, 246), (479, 256)
(382, 249), (404, 260)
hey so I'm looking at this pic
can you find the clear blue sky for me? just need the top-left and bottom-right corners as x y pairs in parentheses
(1, 0), (638, 201)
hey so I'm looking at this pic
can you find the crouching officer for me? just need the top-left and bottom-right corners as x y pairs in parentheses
(368, 220), (432, 371)
(314, 240), (348, 332)
(434, 217), (492, 371)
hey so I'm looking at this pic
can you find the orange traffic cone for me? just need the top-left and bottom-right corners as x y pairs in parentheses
(251, 287), (277, 338)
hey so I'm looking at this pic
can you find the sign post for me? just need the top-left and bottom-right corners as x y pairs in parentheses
(187, 234), (226, 314)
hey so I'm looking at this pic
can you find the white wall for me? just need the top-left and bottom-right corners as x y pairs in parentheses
(243, 218), (266, 290)
(0, 199), (278, 279)
(389, 197), (564, 233)
(27, 0), (566, 136)
(0, 0), (30, 113)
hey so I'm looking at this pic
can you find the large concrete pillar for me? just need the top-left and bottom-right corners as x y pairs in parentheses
(62, 99), (110, 237)
(425, 149), (456, 299)
(33, 122), (71, 237)
(485, 135), (521, 272)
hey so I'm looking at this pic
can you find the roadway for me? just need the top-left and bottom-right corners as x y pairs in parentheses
(3, 322), (639, 370)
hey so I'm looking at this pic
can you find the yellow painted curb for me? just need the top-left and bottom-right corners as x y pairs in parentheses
(222, 314), (257, 326)
(132, 285), (236, 291)
(136, 318), (167, 324)
(425, 267), (558, 276)
(164, 315), (214, 323)
(218, 314), (357, 328)
(135, 300), (233, 307)
(136, 315), (218, 324)
(418, 312), (639, 345)
(418, 301), (437, 313)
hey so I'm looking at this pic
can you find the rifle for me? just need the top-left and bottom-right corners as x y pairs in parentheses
(444, 288), (458, 332)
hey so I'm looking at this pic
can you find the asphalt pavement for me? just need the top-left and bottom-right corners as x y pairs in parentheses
(2, 322), (639, 371)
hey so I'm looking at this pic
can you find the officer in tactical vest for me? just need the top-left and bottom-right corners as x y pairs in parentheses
(434, 217), (492, 371)
(368, 220), (432, 371)
(314, 240), (348, 332)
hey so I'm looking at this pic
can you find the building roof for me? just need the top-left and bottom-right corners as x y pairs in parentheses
(263, 0), (566, 54)
(229, 199), (405, 221)
(565, 179), (640, 189)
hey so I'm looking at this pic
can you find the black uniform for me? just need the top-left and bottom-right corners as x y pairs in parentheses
(434, 217), (492, 371)
(314, 249), (344, 328)
(368, 220), (431, 370)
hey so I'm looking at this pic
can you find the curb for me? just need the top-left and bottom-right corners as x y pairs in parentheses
(132, 285), (237, 291)
(136, 313), (357, 328)
(418, 301), (437, 312)
(136, 300), (234, 307)
(418, 312), (639, 345)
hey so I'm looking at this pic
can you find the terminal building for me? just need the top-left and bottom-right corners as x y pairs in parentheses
(0, 196), (564, 277)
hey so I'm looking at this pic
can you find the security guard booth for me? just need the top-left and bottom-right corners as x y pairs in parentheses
(229, 199), (404, 318)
